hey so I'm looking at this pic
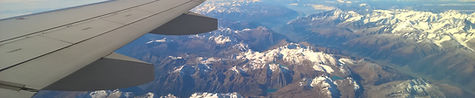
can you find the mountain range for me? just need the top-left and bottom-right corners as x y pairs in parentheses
(33, 0), (475, 97)
(285, 8), (475, 95)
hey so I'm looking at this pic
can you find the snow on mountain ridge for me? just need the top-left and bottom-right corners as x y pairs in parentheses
(310, 76), (336, 96)
(298, 76), (342, 97)
(235, 43), (351, 74)
(160, 94), (177, 98)
(170, 57), (218, 74)
(190, 92), (243, 98)
(370, 9), (475, 50)
(89, 89), (147, 98)
(198, 57), (222, 65)
(346, 77), (360, 90)
(301, 9), (475, 50)
(146, 38), (167, 44)
(209, 35), (231, 44)
(89, 90), (243, 98)
(369, 79), (445, 98)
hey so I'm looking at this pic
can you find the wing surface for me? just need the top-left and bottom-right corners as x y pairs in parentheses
(0, 0), (215, 97)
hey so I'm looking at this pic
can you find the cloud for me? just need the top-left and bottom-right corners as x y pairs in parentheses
(336, 0), (352, 4)
(289, 3), (298, 6)
(312, 4), (336, 11)
(0, 0), (109, 19)
(359, 3), (368, 7)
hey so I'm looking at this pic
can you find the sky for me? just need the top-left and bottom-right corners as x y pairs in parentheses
(0, 0), (108, 19)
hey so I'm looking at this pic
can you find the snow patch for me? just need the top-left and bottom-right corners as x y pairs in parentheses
(298, 76), (340, 97)
(146, 38), (167, 44)
(343, 11), (362, 23)
(347, 77), (360, 90)
(338, 58), (354, 65)
(90, 89), (155, 98)
(269, 63), (280, 72)
(168, 56), (183, 60)
(190, 92), (243, 98)
(236, 43), (343, 74)
(173, 66), (185, 73)
(209, 35), (231, 44)
(138, 92), (154, 98)
(198, 57), (221, 65)
(309, 76), (339, 97)
(230, 66), (246, 74)
(160, 94), (177, 98)
(241, 28), (252, 32)
(90, 90), (108, 98)
(233, 43), (249, 51)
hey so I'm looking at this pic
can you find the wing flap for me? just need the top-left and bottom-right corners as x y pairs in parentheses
(43, 53), (154, 91)
(150, 12), (218, 35)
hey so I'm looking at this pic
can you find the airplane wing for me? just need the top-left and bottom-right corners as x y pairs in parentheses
(0, 0), (217, 97)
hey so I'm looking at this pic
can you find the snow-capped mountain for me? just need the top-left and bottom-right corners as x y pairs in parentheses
(367, 79), (445, 98)
(192, 0), (262, 14)
(162, 42), (362, 97)
(191, 0), (298, 29)
(33, 0), (473, 97)
(365, 10), (475, 50)
(297, 76), (341, 97)
(114, 26), (369, 97)
(89, 89), (156, 98)
(234, 43), (351, 76)
(287, 8), (475, 95)
(36, 22), (448, 98)
(290, 9), (475, 51)
(71, 25), (447, 97)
